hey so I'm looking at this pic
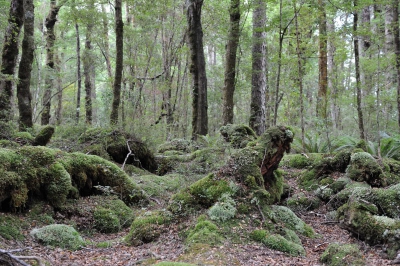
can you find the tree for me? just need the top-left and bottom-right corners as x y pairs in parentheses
(394, 0), (400, 130)
(317, 0), (328, 120)
(75, 23), (82, 124)
(17, 0), (35, 131)
(110, 0), (123, 126)
(41, 0), (64, 125)
(222, 0), (240, 126)
(186, 0), (208, 140)
(249, 0), (266, 135)
(0, 0), (24, 122)
(354, 0), (365, 140)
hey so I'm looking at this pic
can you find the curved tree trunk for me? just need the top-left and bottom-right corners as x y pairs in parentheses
(186, 0), (208, 140)
(17, 0), (35, 131)
(250, 0), (266, 135)
(110, 0), (123, 126)
(222, 0), (240, 125)
(0, 0), (24, 122)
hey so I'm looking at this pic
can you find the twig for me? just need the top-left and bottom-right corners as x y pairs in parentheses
(0, 249), (45, 266)
(121, 140), (133, 170)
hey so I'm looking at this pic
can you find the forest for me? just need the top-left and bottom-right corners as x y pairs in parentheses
(1, 0), (400, 265)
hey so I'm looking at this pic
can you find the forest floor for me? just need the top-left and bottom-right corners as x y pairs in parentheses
(0, 169), (395, 266)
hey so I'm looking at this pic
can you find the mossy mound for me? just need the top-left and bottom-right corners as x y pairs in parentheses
(157, 139), (192, 154)
(280, 153), (324, 169)
(0, 213), (26, 240)
(93, 198), (134, 233)
(32, 125), (55, 146)
(250, 229), (305, 256)
(219, 124), (257, 148)
(132, 173), (187, 198)
(0, 146), (145, 211)
(185, 218), (224, 247)
(125, 211), (170, 246)
(320, 243), (365, 266)
(346, 152), (386, 187)
(78, 128), (157, 173)
(337, 201), (400, 258)
(30, 224), (85, 250)
(286, 192), (321, 212)
(268, 205), (315, 237)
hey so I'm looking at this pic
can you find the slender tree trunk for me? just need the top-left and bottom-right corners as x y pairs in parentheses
(75, 23), (81, 124)
(393, 0), (400, 131)
(41, 0), (62, 125)
(55, 50), (63, 125)
(0, 0), (24, 122)
(222, 0), (240, 125)
(354, 0), (365, 140)
(84, 23), (94, 125)
(110, 0), (123, 125)
(186, 0), (208, 140)
(101, 4), (113, 84)
(17, 0), (34, 131)
(294, 2), (305, 151)
(317, 0), (328, 120)
(250, 0), (266, 135)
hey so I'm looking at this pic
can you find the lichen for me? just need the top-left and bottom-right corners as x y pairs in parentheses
(30, 224), (85, 250)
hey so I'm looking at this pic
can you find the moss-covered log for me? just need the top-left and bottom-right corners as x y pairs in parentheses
(0, 146), (144, 211)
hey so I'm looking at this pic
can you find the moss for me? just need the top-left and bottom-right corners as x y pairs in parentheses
(252, 231), (305, 256)
(30, 224), (85, 250)
(299, 169), (319, 190)
(250, 229), (267, 242)
(207, 194), (237, 222)
(382, 158), (400, 185)
(33, 125), (55, 146)
(100, 198), (134, 227)
(330, 177), (352, 193)
(158, 139), (191, 154)
(185, 219), (224, 247)
(13, 131), (34, 145)
(320, 243), (365, 266)
(346, 152), (386, 187)
(269, 205), (315, 237)
(219, 124), (257, 148)
(93, 207), (121, 233)
(0, 214), (24, 240)
(125, 212), (170, 246)
(132, 173), (186, 198)
(314, 187), (334, 202)
(286, 193), (321, 212)
(45, 162), (72, 208)
(189, 174), (234, 206)
(287, 154), (312, 169)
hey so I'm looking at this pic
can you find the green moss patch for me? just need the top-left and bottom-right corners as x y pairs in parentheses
(219, 124), (257, 148)
(346, 152), (386, 187)
(30, 224), (85, 250)
(269, 205), (315, 237)
(320, 243), (365, 266)
(185, 219), (224, 247)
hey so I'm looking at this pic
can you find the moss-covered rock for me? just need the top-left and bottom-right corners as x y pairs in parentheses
(0, 146), (145, 211)
(33, 125), (55, 146)
(30, 224), (85, 250)
(219, 124), (257, 148)
(78, 128), (157, 173)
(346, 152), (386, 187)
(286, 192), (321, 212)
(268, 205), (315, 237)
(185, 219), (224, 247)
(337, 201), (400, 258)
(93, 198), (134, 233)
(125, 211), (170, 246)
(320, 243), (365, 266)
(157, 139), (192, 154)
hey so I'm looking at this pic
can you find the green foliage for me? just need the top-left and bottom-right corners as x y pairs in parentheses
(157, 139), (192, 154)
(207, 193), (237, 222)
(0, 214), (24, 240)
(263, 234), (305, 256)
(292, 133), (330, 153)
(250, 229), (267, 242)
(320, 243), (365, 266)
(93, 208), (121, 233)
(346, 152), (385, 187)
(286, 192), (321, 212)
(132, 173), (187, 198)
(30, 224), (85, 250)
(219, 124), (257, 148)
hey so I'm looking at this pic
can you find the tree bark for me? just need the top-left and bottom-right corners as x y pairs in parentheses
(0, 0), (24, 122)
(222, 0), (240, 126)
(84, 23), (94, 125)
(110, 0), (123, 126)
(75, 23), (81, 124)
(41, 0), (62, 125)
(186, 0), (208, 140)
(249, 0), (266, 135)
(317, 0), (328, 120)
(354, 0), (365, 140)
(394, 0), (400, 131)
(17, 0), (34, 131)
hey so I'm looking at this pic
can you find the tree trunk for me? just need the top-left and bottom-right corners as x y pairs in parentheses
(84, 23), (94, 125)
(222, 0), (240, 126)
(354, 0), (365, 140)
(186, 0), (208, 140)
(317, 0), (328, 120)
(249, 0), (266, 135)
(54, 50), (63, 125)
(394, 0), (400, 131)
(110, 0), (123, 126)
(75, 23), (81, 124)
(41, 0), (62, 125)
(17, 0), (34, 131)
(0, 0), (24, 122)
(101, 4), (113, 84)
